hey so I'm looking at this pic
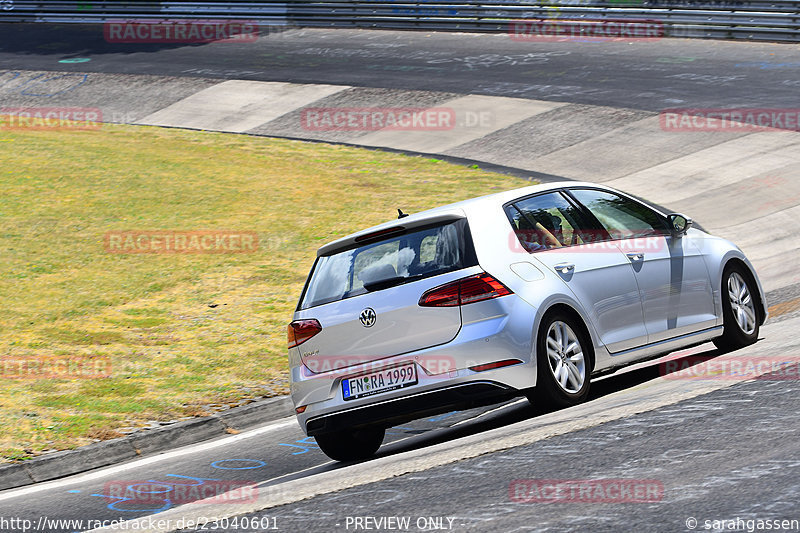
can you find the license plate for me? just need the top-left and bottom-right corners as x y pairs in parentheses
(342, 363), (417, 401)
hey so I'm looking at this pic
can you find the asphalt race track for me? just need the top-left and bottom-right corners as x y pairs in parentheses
(2, 24), (800, 112)
(1, 23), (799, 533)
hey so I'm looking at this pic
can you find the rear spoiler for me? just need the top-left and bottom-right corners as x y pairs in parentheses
(317, 211), (466, 257)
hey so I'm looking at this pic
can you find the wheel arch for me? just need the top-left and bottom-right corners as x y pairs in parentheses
(721, 256), (768, 326)
(537, 302), (597, 374)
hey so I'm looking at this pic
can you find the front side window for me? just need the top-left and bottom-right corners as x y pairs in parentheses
(568, 188), (669, 240)
(505, 191), (593, 253)
(299, 220), (474, 310)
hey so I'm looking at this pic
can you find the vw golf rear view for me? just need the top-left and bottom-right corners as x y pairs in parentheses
(288, 182), (766, 461)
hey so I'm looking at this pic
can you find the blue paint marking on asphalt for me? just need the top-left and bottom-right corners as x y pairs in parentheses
(210, 459), (267, 470)
(0, 71), (21, 89)
(81, 461), (268, 514)
(0, 71), (88, 96)
(58, 58), (91, 63)
(19, 73), (88, 97)
(89, 491), (173, 513)
(428, 411), (458, 422)
(278, 436), (319, 455)
(89, 474), (223, 513)
(128, 482), (173, 494)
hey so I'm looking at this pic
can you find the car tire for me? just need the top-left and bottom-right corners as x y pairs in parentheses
(314, 426), (385, 461)
(528, 311), (591, 408)
(713, 263), (760, 352)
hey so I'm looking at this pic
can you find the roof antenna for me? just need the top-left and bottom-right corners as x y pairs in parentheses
(397, 209), (409, 219)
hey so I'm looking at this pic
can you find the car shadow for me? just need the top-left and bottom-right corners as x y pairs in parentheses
(375, 341), (746, 458)
(262, 339), (760, 481)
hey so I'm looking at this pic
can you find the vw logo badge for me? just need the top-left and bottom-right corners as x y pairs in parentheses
(359, 308), (376, 328)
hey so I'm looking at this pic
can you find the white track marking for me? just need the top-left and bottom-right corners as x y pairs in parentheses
(0, 418), (296, 502)
(450, 399), (529, 427)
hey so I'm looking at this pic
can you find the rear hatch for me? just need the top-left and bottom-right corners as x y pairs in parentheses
(293, 216), (478, 372)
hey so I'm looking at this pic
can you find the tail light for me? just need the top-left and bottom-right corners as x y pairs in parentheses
(419, 272), (512, 307)
(288, 319), (322, 348)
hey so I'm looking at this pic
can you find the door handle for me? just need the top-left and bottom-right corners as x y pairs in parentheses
(626, 252), (645, 262)
(554, 263), (575, 274)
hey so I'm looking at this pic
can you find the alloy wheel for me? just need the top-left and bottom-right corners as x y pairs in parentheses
(545, 320), (586, 394)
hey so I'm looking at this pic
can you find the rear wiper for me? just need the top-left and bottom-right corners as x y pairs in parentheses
(363, 274), (424, 292)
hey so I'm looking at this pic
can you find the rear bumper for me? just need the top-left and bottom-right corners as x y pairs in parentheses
(305, 381), (518, 436)
(290, 293), (538, 435)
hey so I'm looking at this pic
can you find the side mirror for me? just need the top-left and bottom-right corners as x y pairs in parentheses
(668, 213), (693, 236)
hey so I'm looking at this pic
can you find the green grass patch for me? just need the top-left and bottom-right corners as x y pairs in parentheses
(0, 123), (528, 461)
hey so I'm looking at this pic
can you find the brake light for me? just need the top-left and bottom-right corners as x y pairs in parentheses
(354, 226), (405, 243)
(419, 273), (512, 307)
(288, 319), (322, 348)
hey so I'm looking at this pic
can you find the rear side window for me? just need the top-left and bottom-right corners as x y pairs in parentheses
(505, 191), (595, 253)
(298, 219), (476, 310)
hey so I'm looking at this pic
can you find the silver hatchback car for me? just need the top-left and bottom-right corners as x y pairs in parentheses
(288, 181), (767, 461)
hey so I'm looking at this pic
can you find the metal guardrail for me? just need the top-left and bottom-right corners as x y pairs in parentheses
(2, 1), (799, 41)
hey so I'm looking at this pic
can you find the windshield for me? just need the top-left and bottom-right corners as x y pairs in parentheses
(298, 219), (475, 310)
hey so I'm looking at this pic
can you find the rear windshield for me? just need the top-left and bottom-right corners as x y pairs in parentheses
(298, 219), (476, 310)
